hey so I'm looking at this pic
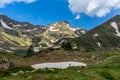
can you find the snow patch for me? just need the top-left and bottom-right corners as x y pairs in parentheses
(0, 19), (12, 30)
(51, 39), (58, 43)
(26, 28), (38, 32)
(49, 26), (59, 31)
(59, 40), (65, 44)
(5, 50), (13, 53)
(10, 47), (16, 50)
(44, 30), (48, 36)
(96, 42), (101, 47)
(0, 41), (4, 44)
(24, 24), (27, 26)
(31, 61), (86, 69)
(0, 48), (4, 50)
(80, 30), (86, 34)
(13, 24), (21, 27)
(111, 22), (120, 37)
(73, 46), (77, 49)
(16, 24), (21, 27)
(0, 48), (12, 52)
(94, 34), (98, 37)
(66, 24), (76, 31)
(76, 31), (81, 35)
(51, 39), (59, 43)
(53, 46), (61, 48)
(70, 27), (76, 31)
(34, 48), (39, 52)
(47, 42), (52, 47)
(74, 34), (79, 37)
(9, 22), (13, 24)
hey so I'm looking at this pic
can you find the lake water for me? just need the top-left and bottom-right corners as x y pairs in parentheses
(16, 51), (28, 56)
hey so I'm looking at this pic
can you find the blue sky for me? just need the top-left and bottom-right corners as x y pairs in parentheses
(0, 0), (120, 30)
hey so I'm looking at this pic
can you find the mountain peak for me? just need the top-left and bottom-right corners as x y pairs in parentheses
(47, 21), (71, 29)
(59, 21), (69, 24)
(110, 15), (120, 22)
(114, 15), (120, 17)
(54, 21), (69, 26)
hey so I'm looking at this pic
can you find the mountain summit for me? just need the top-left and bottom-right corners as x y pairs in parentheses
(0, 15), (86, 52)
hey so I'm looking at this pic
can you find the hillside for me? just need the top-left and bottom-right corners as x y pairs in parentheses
(0, 14), (85, 53)
(70, 15), (120, 51)
(0, 50), (120, 80)
(0, 14), (120, 80)
(1, 14), (120, 52)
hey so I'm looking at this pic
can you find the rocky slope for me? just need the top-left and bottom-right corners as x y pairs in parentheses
(0, 14), (85, 52)
(72, 15), (120, 51)
(1, 14), (120, 52)
(39, 21), (85, 47)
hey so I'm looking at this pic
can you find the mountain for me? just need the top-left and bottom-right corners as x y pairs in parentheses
(0, 14), (47, 52)
(1, 14), (120, 52)
(39, 21), (86, 47)
(0, 14), (86, 52)
(72, 15), (120, 51)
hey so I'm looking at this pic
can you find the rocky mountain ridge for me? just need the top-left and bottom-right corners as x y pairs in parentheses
(0, 14), (85, 52)
(0, 14), (120, 52)
(72, 15), (120, 51)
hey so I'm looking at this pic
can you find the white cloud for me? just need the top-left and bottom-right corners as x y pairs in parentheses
(75, 14), (80, 20)
(0, 0), (37, 8)
(68, 0), (120, 17)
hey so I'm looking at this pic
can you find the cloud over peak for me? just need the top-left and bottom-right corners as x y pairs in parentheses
(68, 0), (120, 17)
(0, 0), (37, 8)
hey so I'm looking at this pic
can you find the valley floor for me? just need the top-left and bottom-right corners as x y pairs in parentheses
(0, 49), (120, 80)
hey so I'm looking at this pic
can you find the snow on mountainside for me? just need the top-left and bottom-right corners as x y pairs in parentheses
(39, 21), (86, 47)
(1, 14), (120, 52)
(0, 14), (86, 51)
(111, 22), (120, 37)
(71, 15), (120, 51)
(0, 19), (12, 30)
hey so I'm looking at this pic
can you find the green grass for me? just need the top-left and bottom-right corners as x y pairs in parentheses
(0, 60), (120, 80)
(0, 50), (120, 80)
(0, 66), (34, 77)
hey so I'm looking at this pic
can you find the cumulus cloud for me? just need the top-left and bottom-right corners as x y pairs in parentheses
(0, 0), (37, 8)
(68, 0), (120, 17)
(75, 14), (80, 20)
